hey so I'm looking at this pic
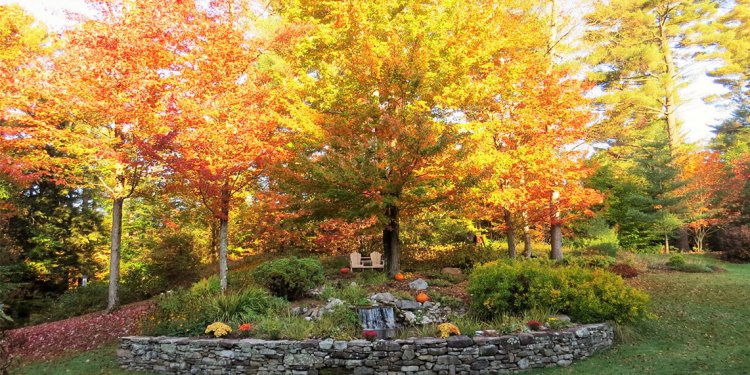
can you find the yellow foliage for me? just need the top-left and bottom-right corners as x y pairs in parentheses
(205, 322), (232, 338)
(437, 323), (461, 338)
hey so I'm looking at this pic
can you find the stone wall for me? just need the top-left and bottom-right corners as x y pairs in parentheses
(118, 323), (613, 374)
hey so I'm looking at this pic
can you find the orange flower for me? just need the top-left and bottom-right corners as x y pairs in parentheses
(239, 323), (253, 331)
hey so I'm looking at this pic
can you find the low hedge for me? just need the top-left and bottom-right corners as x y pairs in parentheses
(468, 259), (650, 323)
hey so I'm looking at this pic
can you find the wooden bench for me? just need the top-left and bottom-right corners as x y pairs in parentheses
(350, 252), (384, 271)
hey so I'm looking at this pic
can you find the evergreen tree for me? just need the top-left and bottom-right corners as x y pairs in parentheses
(591, 125), (687, 251)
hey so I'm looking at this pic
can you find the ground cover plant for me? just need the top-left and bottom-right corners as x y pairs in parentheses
(468, 259), (650, 323)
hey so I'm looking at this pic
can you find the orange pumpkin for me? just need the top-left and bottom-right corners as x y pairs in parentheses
(416, 292), (429, 303)
(394, 273), (405, 281)
(340, 267), (350, 274)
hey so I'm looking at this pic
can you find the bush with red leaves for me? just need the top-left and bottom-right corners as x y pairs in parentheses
(610, 263), (639, 278)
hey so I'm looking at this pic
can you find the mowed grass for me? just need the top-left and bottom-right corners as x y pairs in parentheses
(11, 345), (156, 375)
(541, 254), (750, 375)
(12, 254), (750, 375)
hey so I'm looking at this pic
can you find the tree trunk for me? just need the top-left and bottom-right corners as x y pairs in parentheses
(522, 212), (533, 258)
(694, 227), (706, 252)
(657, 13), (680, 155)
(550, 191), (563, 261)
(219, 217), (228, 293)
(383, 205), (400, 277)
(106, 197), (124, 313)
(664, 235), (670, 254)
(678, 227), (690, 252)
(550, 224), (563, 260)
(503, 207), (517, 258)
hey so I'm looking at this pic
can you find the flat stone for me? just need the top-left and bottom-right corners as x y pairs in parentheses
(409, 278), (429, 290)
(446, 336), (474, 348)
(283, 353), (315, 367)
(371, 292), (397, 304)
(373, 341), (401, 352)
(396, 299), (422, 310)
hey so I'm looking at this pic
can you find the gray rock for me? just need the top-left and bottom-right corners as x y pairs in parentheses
(283, 353), (315, 366)
(575, 328), (590, 338)
(371, 292), (397, 304)
(470, 359), (489, 370)
(518, 358), (530, 369)
(402, 311), (417, 324)
(409, 278), (429, 290)
(518, 333), (535, 345)
(334, 341), (348, 350)
(396, 299), (421, 310)
(446, 336), (474, 348)
(319, 338), (334, 350)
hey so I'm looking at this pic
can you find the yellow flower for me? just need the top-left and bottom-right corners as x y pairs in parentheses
(437, 323), (461, 338)
(205, 322), (232, 338)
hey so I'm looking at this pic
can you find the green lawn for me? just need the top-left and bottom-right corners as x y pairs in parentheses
(11, 346), (156, 375)
(541, 254), (750, 375)
(13, 254), (750, 375)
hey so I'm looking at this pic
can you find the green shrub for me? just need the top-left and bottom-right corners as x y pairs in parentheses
(569, 217), (620, 256)
(403, 243), (498, 271)
(666, 254), (686, 267)
(143, 286), (288, 336)
(254, 314), (314, 340)
(354, 270), (390, 286)
(563, 255), (617, 269)
(467, 260), (650, 323)
(429, 291), (464, 308)
(149, 232), (201, 285)
(321, 283), (370, 306)
(251, 257), (325, 300)
(310, 305), (360, 339)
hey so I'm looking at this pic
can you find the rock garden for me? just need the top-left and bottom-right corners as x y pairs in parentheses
(120, 254), (649, 373)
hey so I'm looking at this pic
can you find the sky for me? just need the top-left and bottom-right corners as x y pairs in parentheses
(3, 0), (733, 145)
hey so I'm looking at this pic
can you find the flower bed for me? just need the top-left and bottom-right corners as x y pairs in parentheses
(118, 323), (613, 374)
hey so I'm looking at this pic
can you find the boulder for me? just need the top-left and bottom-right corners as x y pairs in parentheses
(370, 292), (396, 304)
(395, 299), (421, 310)
(408, 278), (429, 290)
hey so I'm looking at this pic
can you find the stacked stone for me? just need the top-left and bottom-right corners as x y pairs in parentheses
(118, 323), (614, 374)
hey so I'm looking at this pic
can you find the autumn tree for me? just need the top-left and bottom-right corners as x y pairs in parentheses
(274, 0), (552, 275)
(679, 151), (725, 251)
(162, 1), (304, 292)
(54, 0), (194, 311)
(0, 5), (71, 188)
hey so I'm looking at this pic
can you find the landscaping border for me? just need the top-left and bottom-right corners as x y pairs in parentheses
(118, 323), (613, 374)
